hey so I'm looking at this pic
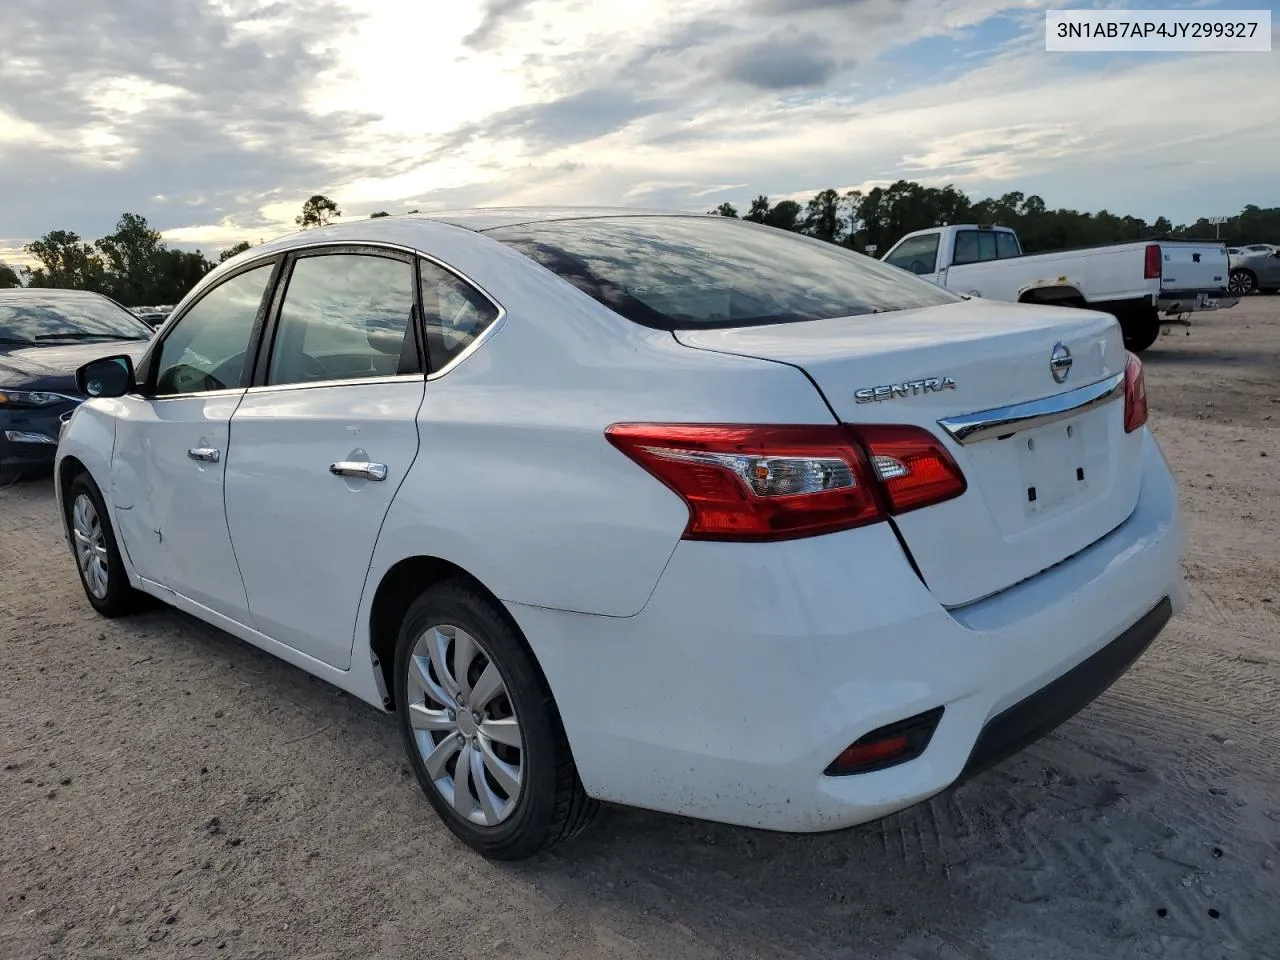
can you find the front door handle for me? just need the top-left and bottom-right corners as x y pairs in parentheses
(330, 460), (388, 481)
(187, 447), (221, 463)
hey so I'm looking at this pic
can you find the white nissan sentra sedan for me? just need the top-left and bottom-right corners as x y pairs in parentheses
(55, 208), (1185, 860)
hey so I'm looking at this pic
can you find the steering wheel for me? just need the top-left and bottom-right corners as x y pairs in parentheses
(296, 352), (333, 382)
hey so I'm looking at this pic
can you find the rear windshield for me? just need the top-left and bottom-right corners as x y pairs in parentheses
(486, 216), (961, 330)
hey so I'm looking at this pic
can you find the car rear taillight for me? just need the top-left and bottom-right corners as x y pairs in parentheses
(1144, 243), (1162, 280)
(851, 424), (968, 514)
(1123, 352), (1148, 433)
(605, 422), (966, 542)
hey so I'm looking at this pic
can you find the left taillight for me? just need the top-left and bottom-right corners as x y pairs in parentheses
(1123, 351), (1148, 433)
(605, 422), (966, 542)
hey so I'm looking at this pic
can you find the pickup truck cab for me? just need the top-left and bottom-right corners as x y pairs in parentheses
(882, 224), (1236, 352)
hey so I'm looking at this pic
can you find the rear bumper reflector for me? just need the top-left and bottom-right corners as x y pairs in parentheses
(825, 706), (945, 776)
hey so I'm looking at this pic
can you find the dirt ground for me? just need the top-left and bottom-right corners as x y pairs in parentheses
(2, 298), (1278, 960)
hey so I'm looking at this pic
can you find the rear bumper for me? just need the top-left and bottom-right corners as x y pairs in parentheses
(1156, 289), (1238, 314)
(507, 429), (1185, 832)
(958, 595), (1171, 783)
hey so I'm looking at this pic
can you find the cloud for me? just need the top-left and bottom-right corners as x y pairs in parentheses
(462, 0), (541, 50)
(1, 0), (1277, 255)
(719, 36), (842, 90)
(480, 87), (670, 147)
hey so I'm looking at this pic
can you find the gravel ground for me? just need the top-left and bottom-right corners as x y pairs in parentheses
(2, 298), (1278, 960)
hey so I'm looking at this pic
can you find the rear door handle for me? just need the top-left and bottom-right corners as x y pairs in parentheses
(187, 447), (221, 463)
(330, 460), (388, 481)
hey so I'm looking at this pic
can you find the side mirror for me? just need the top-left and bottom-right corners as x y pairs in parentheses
(76, 355), (136, 398)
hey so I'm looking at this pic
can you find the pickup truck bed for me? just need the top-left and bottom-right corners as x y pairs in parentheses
(882, 225), (1236, 352)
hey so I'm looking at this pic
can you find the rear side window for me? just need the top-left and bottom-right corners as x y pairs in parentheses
(419, 259), (500, 373)
(884, 234), (940, 275)
(486, 216), (959, 330)
(954, 229), (1018, 264)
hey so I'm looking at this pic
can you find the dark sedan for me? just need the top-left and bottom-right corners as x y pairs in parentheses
(1, 289), (153, 482)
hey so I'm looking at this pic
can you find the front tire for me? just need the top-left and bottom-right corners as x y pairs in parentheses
(65, 473), (140, 617)
(393, 579), (598, 860)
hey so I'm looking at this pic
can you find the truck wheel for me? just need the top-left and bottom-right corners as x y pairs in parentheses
(1118, 307), (1161, 353)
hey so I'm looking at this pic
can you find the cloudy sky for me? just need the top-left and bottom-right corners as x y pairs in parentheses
(1, 0), (1276, 263)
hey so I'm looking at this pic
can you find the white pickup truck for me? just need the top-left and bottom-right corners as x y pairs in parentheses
(880, 224), (1236, 352)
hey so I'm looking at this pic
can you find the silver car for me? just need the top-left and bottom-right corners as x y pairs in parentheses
(1228, 248), (1280, 296)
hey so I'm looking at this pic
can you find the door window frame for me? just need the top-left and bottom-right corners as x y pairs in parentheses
(250, 245), (426, 392)
(135, 254), (285, 400)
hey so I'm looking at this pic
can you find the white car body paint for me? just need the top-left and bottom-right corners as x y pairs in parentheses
(55, 209), (1186, 834)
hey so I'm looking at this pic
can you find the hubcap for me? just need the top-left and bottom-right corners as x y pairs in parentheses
(71, 493), (109, 600)
(406, 624), (525, 826)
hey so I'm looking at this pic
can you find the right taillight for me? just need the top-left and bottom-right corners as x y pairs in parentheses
(1123, 351), (1148, 433)
(1144, 243), (1162, 280)
(605, 422), (966, 542)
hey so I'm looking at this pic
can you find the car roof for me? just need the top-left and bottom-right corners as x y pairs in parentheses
(217, 205), (725, 273)
(0, 287), (117, 302)
(415, 206), (698, 232)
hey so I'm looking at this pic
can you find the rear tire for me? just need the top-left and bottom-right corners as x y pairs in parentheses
(1229, 269), (1256, 297)
(65, 473), (140, 617)
(393, 578), (598, 860)
(1116, 306), (1161, 353)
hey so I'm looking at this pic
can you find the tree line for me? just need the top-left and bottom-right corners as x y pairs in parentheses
(4, 185), (1276, 305)
(710, 182), (1279, 255)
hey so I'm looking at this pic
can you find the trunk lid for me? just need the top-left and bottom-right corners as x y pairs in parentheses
(674, 297), (1143, 607)
(1159, 241), (1229, 294)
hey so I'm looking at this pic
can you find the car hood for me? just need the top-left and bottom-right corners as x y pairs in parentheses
(0, 340), (150, 392)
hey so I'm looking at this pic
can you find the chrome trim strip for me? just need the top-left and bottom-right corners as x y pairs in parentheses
(245, 374), (425, 395)
(147, 387), (247, 402)
(937, 371), (1125, 445)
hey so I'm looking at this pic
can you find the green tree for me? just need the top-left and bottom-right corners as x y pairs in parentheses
(709, 202), (739, 218)
(802, 188), (844, 242)
(296, 194), (341, 229)
(153, 249), (214, 303)
(743, 195), (771, 224)
(218, 241), (254, 263)
(0, 264), (21, 289)
(23, 230), (107, 291)
(764, 199), (802, 231)
(95, 213), (165, 304)
(369, 211), (391, 219)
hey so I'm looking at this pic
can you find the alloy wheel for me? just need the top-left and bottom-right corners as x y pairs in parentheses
(72, 493), (109, 600)
(1229, 270), (1255, 297)
(405, 624), (525, 826)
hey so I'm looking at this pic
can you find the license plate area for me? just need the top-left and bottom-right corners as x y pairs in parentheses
(1016, 417), (1089, 516)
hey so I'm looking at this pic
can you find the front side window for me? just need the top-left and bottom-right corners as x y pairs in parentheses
(487, 216), (959, 330)
(153, 263), (274, 396)
(267, 253), (416, 387)
(419, 259), (500, 373)
(884, 234), (940, 275)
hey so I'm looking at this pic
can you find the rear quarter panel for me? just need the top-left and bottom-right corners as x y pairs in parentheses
(363, 236), (840, 619)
